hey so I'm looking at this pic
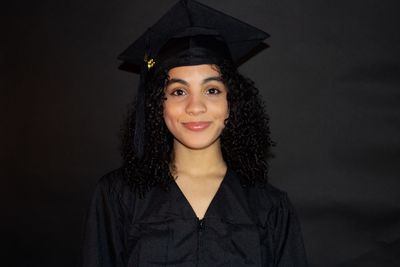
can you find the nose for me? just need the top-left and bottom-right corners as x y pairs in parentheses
(185, 95), (206, 115)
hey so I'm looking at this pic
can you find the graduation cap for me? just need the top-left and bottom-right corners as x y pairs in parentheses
(118, 0), (269, 159)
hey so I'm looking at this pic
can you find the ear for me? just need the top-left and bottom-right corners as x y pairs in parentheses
(225, 101), (230, 120)
(224, 110), (229, 124)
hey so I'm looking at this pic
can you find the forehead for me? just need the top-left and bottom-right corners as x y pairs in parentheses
(167, 64), (221, 79)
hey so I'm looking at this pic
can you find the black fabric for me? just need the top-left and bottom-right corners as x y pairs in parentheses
(118, 0), (269, 68)
(155, 34), (232, 71)
(81, 169), (308, 267)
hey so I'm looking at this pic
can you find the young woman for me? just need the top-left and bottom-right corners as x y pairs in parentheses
(81, 1), (308, 266)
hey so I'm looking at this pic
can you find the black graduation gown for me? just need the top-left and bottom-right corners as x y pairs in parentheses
(81, 168), (308, 267)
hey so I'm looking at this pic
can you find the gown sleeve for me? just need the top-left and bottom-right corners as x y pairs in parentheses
(80, 173), (128, 267)
(273, 193), (309, 267)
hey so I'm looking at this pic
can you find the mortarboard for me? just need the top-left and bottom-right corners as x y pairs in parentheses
(118, 0), (269, 159)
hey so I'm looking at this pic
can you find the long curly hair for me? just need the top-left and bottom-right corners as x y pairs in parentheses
(120, 60), (274, 197)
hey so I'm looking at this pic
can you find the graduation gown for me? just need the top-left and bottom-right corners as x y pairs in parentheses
(81, 168), (308, 267)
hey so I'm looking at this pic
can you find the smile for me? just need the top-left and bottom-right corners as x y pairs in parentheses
(182, 121), (212, 131)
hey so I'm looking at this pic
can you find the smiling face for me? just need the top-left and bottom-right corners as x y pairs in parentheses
(163, 64), (229, 150)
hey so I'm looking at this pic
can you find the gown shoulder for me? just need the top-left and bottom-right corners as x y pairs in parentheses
(80, 168), (134, 267)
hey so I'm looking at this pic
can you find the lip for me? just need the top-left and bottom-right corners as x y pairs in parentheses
(182, 121), (211, 131)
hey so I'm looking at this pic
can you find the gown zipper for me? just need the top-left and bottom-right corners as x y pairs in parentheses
(196, 218), (204, 267)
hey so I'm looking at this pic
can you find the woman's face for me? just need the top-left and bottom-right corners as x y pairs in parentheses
(163, 64), (229, 150)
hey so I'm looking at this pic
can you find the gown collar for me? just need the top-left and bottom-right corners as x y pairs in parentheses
(169, 168), (256, 224)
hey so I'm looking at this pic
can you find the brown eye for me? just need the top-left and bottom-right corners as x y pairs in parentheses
(171, 89), (186, 96)
(206, 88), (221, 95)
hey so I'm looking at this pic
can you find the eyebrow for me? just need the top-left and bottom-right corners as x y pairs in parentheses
(166, 76), (223, 87)
(202, 76), (223, 84)
(166, 78), (189, 87)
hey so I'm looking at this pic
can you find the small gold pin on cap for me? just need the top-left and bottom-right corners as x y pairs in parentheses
(144, 53), (156, 70)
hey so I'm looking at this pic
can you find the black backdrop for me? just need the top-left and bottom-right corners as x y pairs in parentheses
(2, 0), (400, 266)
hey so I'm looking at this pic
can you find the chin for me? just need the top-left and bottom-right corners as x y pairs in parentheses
(175, 136), (221, 150)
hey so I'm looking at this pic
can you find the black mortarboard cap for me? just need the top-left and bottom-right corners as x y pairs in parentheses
(118, 0), (269, 159)
(119, 0), (269, 69)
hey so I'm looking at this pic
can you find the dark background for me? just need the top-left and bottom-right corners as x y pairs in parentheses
(2, 0), (400, 266)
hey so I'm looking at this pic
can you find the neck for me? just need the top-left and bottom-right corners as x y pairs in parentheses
(171, 139), (226, 177)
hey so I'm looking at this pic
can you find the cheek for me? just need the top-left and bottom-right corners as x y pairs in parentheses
(163, 102), (179, 127)
(163, 107), (171, 125)
(217, 100), (229, 120)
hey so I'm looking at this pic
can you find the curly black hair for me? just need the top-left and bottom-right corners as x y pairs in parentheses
(120, 60), (274, 197)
